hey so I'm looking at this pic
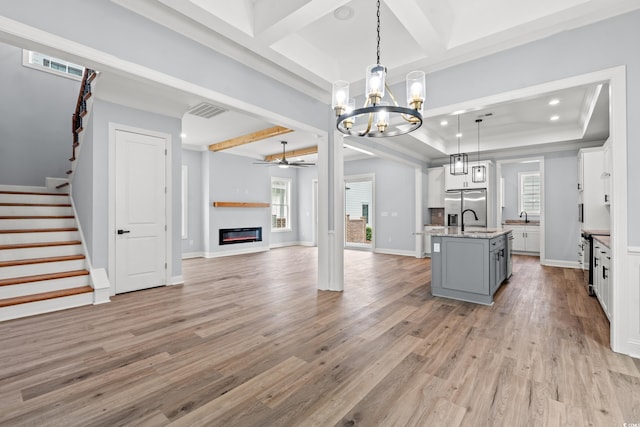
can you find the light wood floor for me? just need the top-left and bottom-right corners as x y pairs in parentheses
(1, 247), (639, 426)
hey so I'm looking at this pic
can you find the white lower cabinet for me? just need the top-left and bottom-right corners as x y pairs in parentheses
(593, 241), (611, 321)
(423, 226), (444, 256)
(506, 225), (540, 254)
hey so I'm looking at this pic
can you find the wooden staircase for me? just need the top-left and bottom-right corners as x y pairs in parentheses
(0, 185), (94, 321)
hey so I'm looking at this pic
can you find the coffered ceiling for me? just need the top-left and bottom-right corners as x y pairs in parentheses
(107, 0), (635, 162)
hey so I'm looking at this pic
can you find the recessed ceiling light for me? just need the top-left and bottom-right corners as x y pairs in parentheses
(440, 120), (448, 126)
(334, 6), (354, 21)
(550, 115), (559, 121)
(180, 133), (187, 138)
(548, 99), (560, 106)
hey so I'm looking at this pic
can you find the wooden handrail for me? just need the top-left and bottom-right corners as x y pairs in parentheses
(69, 67), (96, 173)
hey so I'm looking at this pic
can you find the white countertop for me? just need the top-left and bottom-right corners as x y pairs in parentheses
(429, 227), (512, 239)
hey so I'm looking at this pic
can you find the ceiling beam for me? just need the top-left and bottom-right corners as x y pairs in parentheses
(208, 126), (293, 151)
(264, 145), (318, 162)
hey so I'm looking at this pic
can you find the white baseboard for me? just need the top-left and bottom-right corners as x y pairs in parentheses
(374, 248), (416, 257)
(542, 259), (581, 269)
(270, 241), (302, 249)
(629, 246), (640, 254)
(205, 246), (269, 258)
(182, 251), (204, 259)
(298, 241), (316, 247)
(171, 275), (184, 285)
(90, 268), (110, 304)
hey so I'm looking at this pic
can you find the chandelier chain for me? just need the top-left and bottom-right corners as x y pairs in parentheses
(376, 0), (381, 65)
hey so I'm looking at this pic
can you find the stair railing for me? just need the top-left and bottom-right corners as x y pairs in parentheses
(58, 68), (97, 189)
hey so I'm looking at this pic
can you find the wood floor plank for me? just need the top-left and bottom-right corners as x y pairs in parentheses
(0, 248), (637, 426)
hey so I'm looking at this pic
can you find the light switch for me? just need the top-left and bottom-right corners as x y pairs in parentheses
(434, 243), (440, 252)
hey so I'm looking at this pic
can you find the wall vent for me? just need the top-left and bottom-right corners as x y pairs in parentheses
(187, 102), (226, 119)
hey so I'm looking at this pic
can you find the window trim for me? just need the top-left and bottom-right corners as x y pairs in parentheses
(181, 165), (188, 239)
(22, 50), (84, 81)
(271, 177), (292, 232)
(518, 171), (541, 215)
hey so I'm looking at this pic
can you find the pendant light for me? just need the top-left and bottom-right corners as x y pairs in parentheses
(449, 115), (468, 175)
(331, 0), (424, 137)
(472, 119), (486, 183)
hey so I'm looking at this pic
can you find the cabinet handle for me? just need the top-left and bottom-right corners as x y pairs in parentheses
(604, 194), (609, 203)
(594, 257), (598, 267)
(603, 266), (608, 279)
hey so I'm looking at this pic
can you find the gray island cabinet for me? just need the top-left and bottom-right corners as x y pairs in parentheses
(430, 229), (513, 305)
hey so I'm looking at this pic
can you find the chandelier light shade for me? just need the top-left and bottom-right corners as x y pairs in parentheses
(332, 0), (424, 138)
(450, 115), (468, 175)
(472, 118), (486, 183)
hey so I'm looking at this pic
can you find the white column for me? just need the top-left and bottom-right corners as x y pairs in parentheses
(317, 129), (344, 291)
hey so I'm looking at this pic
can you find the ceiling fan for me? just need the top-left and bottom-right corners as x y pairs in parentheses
(254, 141), (315, 168)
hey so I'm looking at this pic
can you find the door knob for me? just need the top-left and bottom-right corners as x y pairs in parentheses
(117, 229), (131, 235)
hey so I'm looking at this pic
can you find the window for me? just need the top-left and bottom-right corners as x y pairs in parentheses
(22, 50), (85, 80)
(519, 172), (541, 215)
(271, 177), (291, 231)
(181, 165), (188, 239)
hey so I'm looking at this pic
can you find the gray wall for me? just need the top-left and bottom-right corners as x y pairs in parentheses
(0, 42), (79, 185)
(73, 99), (182, 278)
(345, 158), (416, 253)
(544, 151), (580, 262)
(393, 10), (640, 245)
(0, 0), (327, 133)
(208, 151), (271, 253)
(501, 161), (541, 222)
(181, 149), (204, 254)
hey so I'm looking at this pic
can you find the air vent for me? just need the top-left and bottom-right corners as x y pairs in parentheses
(187, 102), (226, 119)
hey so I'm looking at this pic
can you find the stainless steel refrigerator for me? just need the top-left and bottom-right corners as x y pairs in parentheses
(444, 189), (487, 228)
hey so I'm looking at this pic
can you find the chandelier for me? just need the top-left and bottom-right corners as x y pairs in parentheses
(472, 118), (486, 182)
(331, 0), (425, 138)
(449, 114), (468, 175)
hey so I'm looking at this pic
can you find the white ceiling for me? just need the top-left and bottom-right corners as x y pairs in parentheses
(104, 0), (635, 162)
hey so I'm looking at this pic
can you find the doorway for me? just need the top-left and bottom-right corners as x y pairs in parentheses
(344, 175), (374, 249)
(109, 125), (171, 294)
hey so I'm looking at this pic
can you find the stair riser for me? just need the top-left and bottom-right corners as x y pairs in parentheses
(0, 259), (86, 280)
(0, 218), (76, 230)
(0, 194), (70, 204)
(0, 206), (73, 216)
(0, 245), (83, 262)
(0, 275), (90, 299)
(0, 293), (93, 322)
(0, 231), (79, 245)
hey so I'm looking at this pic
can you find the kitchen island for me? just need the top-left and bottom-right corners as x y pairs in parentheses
(430, 228), (512, 305)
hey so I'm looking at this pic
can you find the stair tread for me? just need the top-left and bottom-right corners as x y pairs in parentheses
(0, 203), (71, 207)
(0, 241), (82, 251)
(0, 270), (89, 287)
(0, 216), (74, 219)
(0, 286), (93, 308)
(0, 254), (85, 268)
(0, 191), (68, 196)
(0, 228), (78, 234)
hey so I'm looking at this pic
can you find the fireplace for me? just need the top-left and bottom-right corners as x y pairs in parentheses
(219, 227), (262, 245)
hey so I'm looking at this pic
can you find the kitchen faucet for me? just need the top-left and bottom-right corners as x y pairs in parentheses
(520, 210), (529, 223)
(461, 209), (478, 232)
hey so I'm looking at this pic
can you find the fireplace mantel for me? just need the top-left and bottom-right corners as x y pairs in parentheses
(212, 202), (270, 208)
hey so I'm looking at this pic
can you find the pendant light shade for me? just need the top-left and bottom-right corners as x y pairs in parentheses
(471, 118), (486, 183)
(450, 115), (468, 175)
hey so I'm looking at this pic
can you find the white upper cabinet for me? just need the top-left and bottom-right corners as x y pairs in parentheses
(602, 138), (612, 205)
(427, 167), (445, 207)
(578, 147), (609, 230)
(443, 161), (492, 190)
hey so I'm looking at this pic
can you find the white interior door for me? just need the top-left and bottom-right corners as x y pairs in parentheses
(115, 130), (167, 293)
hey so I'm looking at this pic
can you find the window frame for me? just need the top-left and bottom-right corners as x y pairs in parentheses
(22, 50), (85, 81)
(271, 177), (292, 232)
(518, 171), (541, 215)
(181, 165), (188, 239)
